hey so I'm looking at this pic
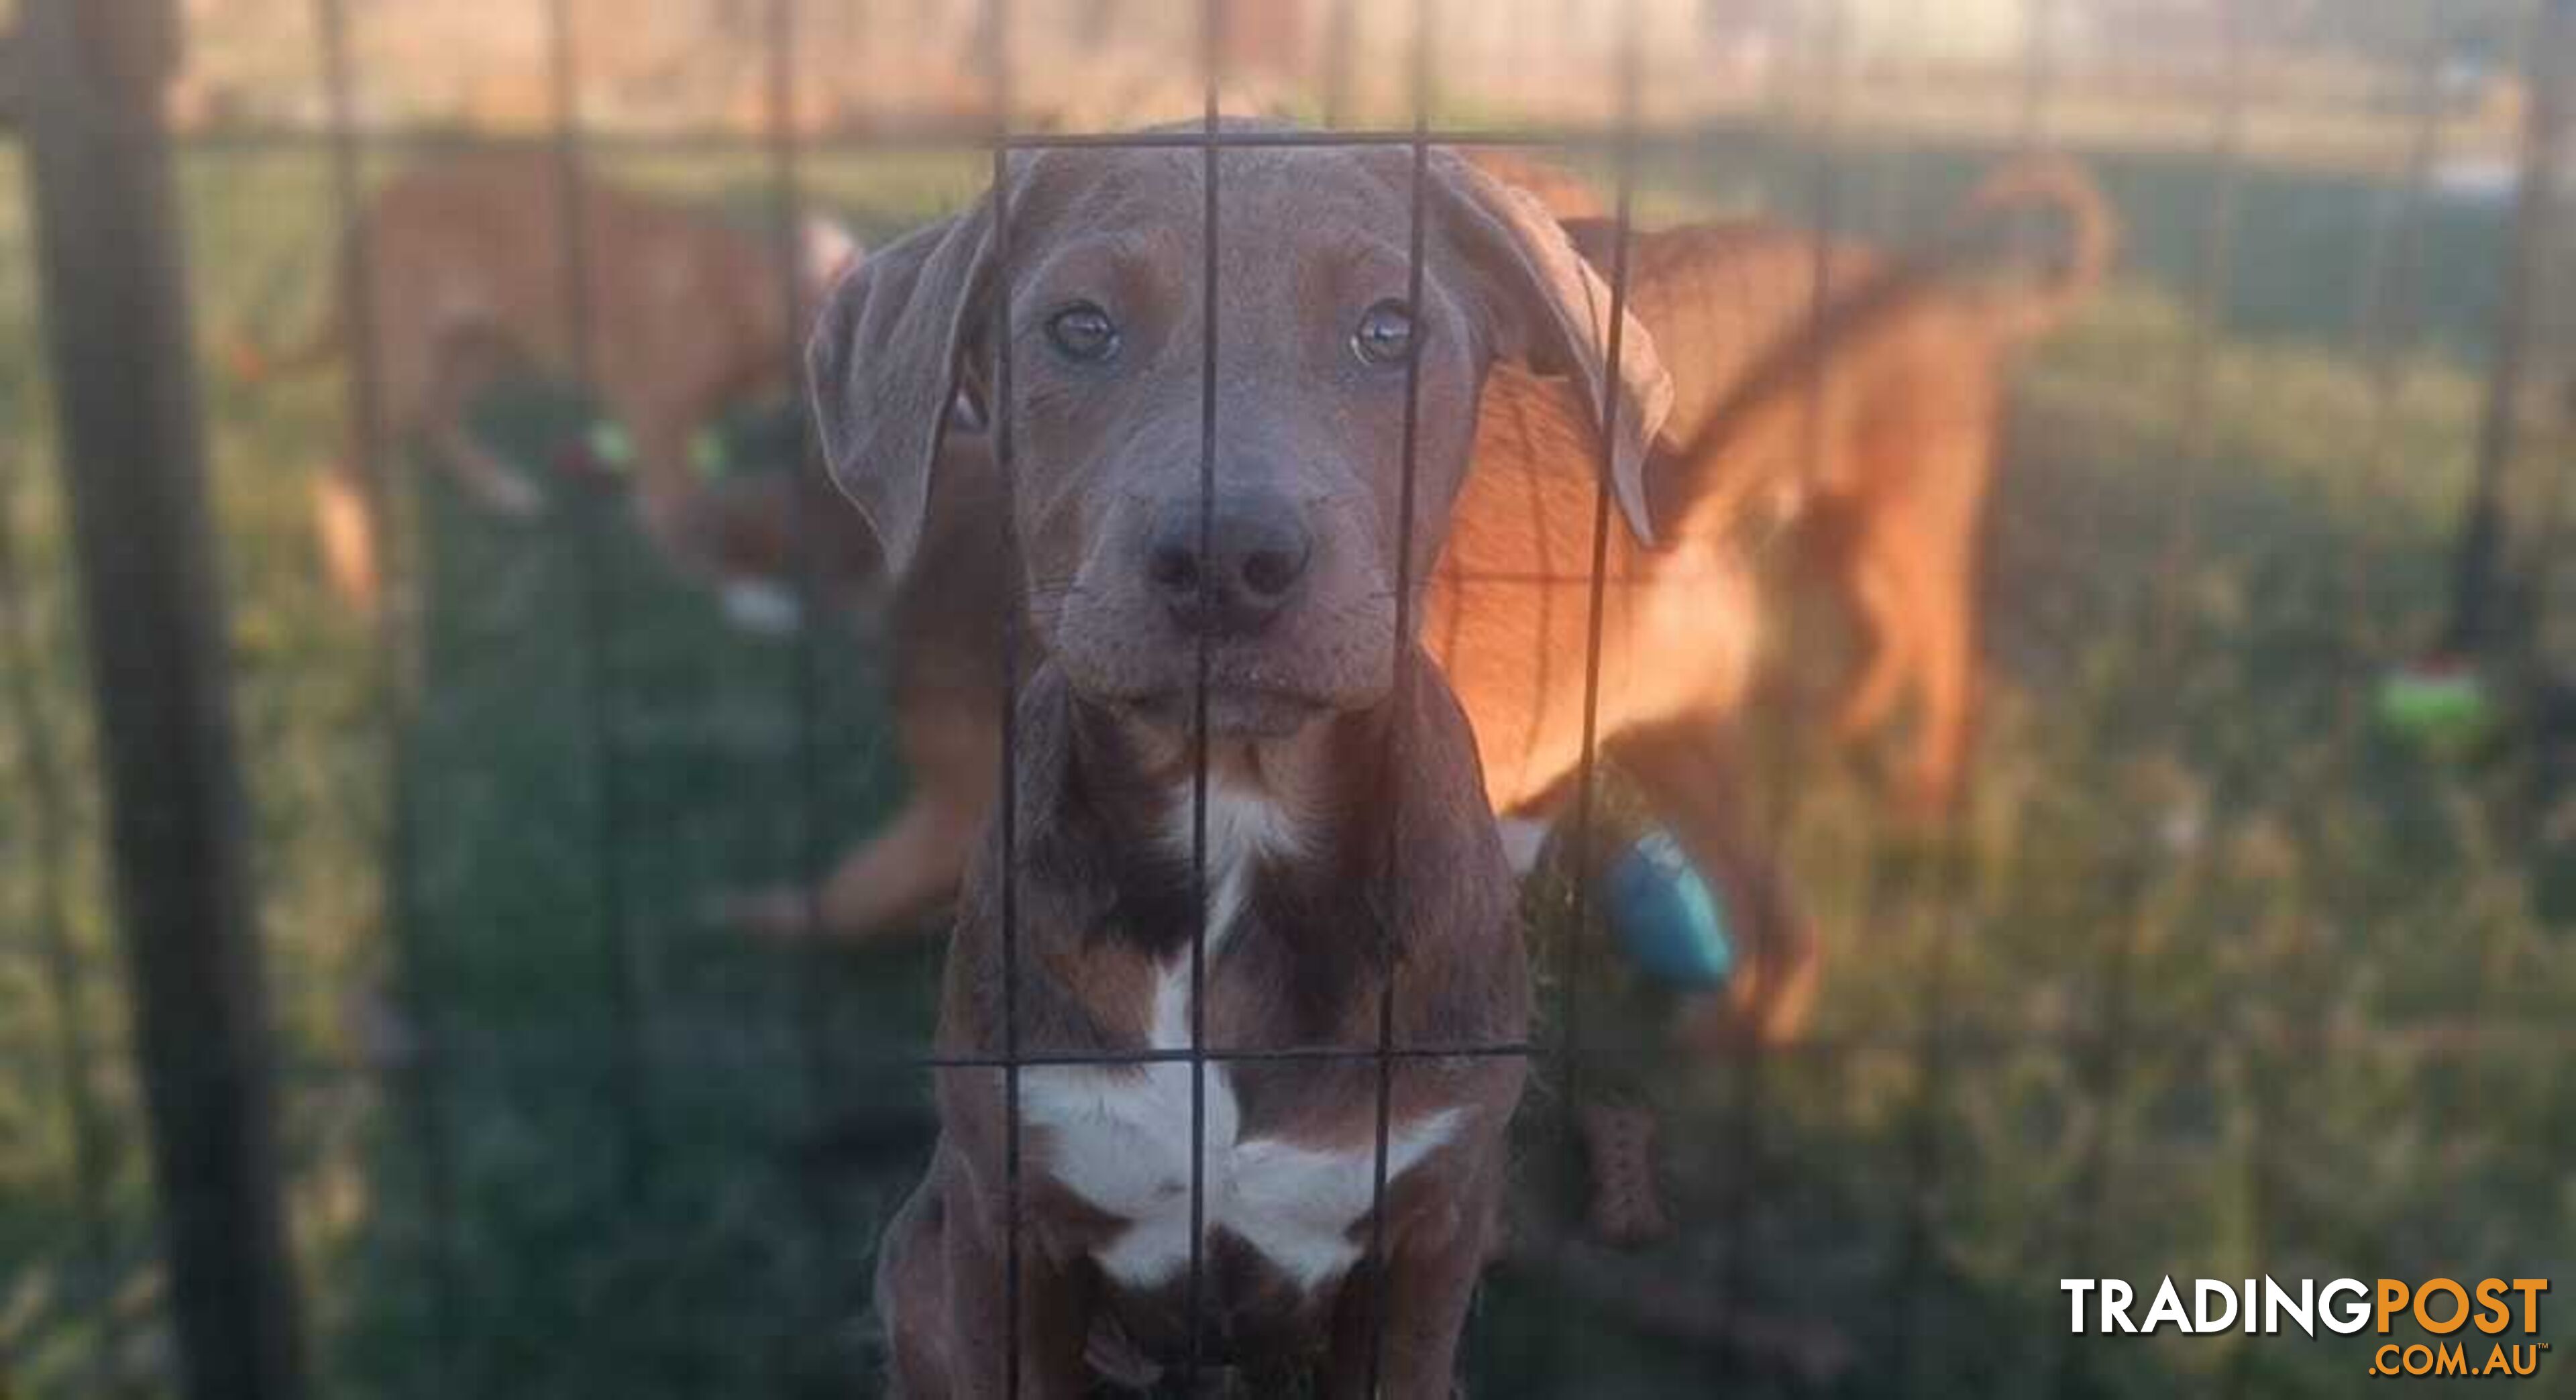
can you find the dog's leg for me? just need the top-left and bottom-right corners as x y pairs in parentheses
(1864, 400), (1994, 820)
(876, 1175), (954, 1397)
(311, 459), (384, 612)
(1319, 1154), (1505, 1400)
(928, 1170), (1093, 1399)
(310, 313), (427, 612)
(1611, 715), (1817, 1048)
(728, 787), (975, 940)
(729, 695), (995, 940)
(883, 1099), (1097, 1399)
(817, 774), (983, 936)
(1831, 542), (1915, 745)
(1903, 533), (1980, 820)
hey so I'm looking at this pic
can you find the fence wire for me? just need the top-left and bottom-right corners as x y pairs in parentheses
(8, 0), (2576, 1396)
(310, 3), (464, 1394)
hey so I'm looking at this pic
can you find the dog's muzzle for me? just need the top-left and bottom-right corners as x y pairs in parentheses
(1143, 490), (1313, 639)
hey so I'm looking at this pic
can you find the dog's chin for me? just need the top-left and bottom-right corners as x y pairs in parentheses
(1050, 618), (1392, 740)
(1120, 685), (1336, 739)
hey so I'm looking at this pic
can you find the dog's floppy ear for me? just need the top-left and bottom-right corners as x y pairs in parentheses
(806, 202), (995, 574)
(1430, 150), (1672, 545)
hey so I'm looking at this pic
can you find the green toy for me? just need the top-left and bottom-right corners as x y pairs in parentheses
(2375, 655), (2500, 757)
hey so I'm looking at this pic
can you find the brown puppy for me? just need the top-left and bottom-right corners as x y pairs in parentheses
(231, 153), (859, 610)
(818, 128), (1667, 1395)
(1564, 157), (2117, 814)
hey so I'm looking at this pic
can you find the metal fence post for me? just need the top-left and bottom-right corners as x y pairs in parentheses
(13, 1), (310, 1397)
(2447, 0), (2573, 657)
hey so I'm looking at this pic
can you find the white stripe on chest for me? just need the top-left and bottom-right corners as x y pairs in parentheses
(1019, 780), (1462, 1292)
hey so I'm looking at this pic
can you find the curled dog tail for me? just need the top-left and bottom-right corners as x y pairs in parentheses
(1646, 156), (2117, 541)
(1949, 154), (2118, 345)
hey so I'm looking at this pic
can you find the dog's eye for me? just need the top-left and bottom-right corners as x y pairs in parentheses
(1045, 303), (1121, 363)
(1351, 299), (1415, 366)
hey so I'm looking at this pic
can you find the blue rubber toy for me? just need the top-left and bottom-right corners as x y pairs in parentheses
(1603, 827), (1737, 991)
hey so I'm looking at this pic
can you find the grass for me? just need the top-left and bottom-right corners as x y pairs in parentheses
(3, 122), (2573, 1399)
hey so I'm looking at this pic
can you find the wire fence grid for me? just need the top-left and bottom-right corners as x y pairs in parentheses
(3, 0), (2574, 1397)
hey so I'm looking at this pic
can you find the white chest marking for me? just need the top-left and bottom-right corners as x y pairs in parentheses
(1024, 967), (1461, 1290)
(1020, 781), (1460, 1291)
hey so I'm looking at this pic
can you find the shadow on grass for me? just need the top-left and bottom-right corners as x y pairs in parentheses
(331, 390), (943, 1398)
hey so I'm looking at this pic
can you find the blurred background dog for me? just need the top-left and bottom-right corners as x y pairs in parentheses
(228, 154), (859, 610)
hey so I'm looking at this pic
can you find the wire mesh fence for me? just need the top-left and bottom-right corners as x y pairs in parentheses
(5, 0), (2576, 1396)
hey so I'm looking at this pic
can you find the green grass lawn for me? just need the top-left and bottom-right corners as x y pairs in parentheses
(4, 129), (2574, 1399)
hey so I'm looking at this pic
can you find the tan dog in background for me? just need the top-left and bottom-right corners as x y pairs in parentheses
(229, 154), (859, 610)
(1391, 150), (2113, 814)
(1566, 157), (2116, 814)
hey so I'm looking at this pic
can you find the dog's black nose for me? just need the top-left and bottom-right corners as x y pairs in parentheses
(1147, 493), (1313, 636)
